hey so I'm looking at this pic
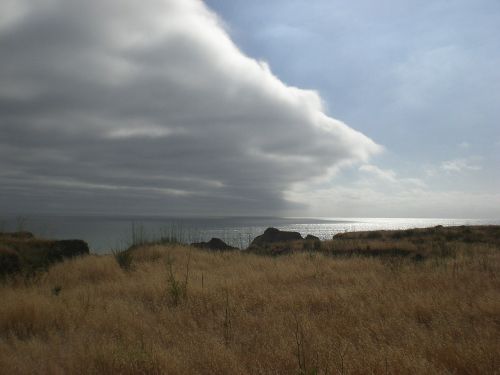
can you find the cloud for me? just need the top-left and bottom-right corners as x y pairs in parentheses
(290, 184), (500, 219)
(359, 164), (397, 183)
(0, 0), (380, 215)
(441, 158), (482, 173)
(285, 163), (430, 217)
(286, 163), (499, 219)
(358, 164), (425, 187)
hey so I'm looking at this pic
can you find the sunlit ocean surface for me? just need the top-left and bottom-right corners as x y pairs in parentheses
(1, 215), (499, 254)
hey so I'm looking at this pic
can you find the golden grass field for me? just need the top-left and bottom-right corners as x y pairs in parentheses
(0, 228), (499, 374)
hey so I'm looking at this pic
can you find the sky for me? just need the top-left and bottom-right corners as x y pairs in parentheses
(0, 0), (499, 218)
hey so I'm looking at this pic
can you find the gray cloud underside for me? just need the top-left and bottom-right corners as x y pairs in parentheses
(0, 0), (380, 215)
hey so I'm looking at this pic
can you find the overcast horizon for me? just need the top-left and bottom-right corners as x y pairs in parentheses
(1, 0), (499, 219)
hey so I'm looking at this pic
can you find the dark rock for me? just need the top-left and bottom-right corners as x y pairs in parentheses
(0, 248), (21, 277)
(191, 238), (237, 251)
(305, 234), (320, 241)
(48, 240), (90, 262)
(250, 227), (303, 247)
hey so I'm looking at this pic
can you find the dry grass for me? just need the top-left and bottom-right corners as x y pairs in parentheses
(253, 226), (500, 259)
(0, 241), (499, 374)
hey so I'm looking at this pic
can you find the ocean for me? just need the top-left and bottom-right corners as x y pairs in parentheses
(2, 215), (499, 254)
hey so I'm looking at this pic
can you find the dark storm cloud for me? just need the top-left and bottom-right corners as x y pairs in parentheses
(0, 0), (380, 215)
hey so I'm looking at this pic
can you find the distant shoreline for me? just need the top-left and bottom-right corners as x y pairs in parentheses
(1, 215), (499, 254)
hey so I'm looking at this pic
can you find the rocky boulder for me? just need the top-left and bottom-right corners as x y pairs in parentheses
(46, 240), (90, 262)
(191, 238), (237, 251)
(305, 234), (320, 241)
(250, 227), (303, 247)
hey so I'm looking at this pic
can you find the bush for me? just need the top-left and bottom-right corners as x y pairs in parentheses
(113, 249), (133, 272)
(164, 250), (191, 307)
(0, 248), (21, 279)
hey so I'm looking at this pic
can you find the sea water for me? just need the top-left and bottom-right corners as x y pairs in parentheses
(1, 215), (498, 254)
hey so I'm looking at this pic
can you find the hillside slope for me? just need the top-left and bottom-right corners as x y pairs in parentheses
(0, 231), (498, 374)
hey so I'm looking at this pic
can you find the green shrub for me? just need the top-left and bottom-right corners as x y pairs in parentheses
(165, 251), (191, 306)
(113, 249), (134, 272)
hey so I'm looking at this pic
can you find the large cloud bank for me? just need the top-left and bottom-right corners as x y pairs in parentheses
(0, 0), (380, 215)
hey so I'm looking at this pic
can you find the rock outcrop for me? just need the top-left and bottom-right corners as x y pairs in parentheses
(305, 234), (320, 241)
(250, 227), (303, 247)
(46, 240), (90, 262)
(191, 238), (237, 251)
